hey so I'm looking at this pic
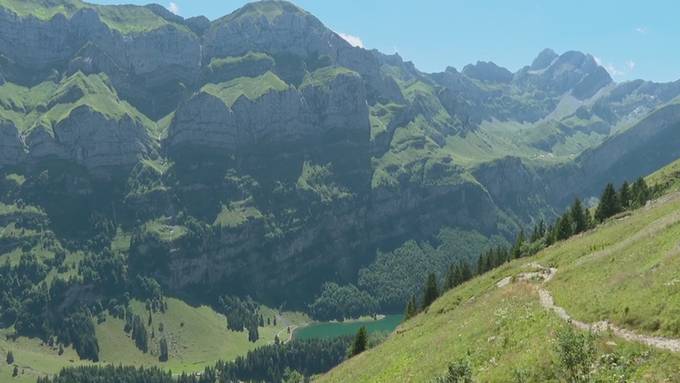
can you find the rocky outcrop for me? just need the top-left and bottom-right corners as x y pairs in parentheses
(0, 121), (25, 166)
(25, 106), (155, 172)
(530, 48), (558, 71)
(515, 50), (613, 99)
(167, 69), (369, 156)
(204, 1), (349, 63)
(462, 61), (513, 83)
(167, 86), (312, 153)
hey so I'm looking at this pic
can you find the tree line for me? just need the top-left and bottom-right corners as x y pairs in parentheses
(38, 337), (351, 383)
(405, 177), (655, 319)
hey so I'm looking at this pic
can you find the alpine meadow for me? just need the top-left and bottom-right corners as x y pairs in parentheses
(1, 0), (680, 382)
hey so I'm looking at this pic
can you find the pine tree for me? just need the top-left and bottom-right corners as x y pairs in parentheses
(12, 365), (18, 377)
(159, 338), (169, 362)
(512, 229), (525, 259)
(531, 220), (545, 242)
(460, 262), (472, 282)
(247, 323), (259, 342)
(6, 350), (14, 364)
(422, 273), (439, 309)
(349, 326), (368, 357)
(131, 315), (148, 353)
(595, 183), (620, 222)
(584, 208), (593, 230)
(477, 254), (486, 275)
(556, 214), (573, 241)
(545, 223), (556, 246)
(404, 295), (418, 320)
(570, 198), (587, 234)
(631, 177), (650, 207)
(444, 264), (455, 290)
(619, 181), (631, 209)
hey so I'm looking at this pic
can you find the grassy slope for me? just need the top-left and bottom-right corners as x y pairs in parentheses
(0, 72), (156, 136)
(319, 167), (680, 382)
(0, 298), (305, 381)
(208, 52), (274, 71)
(0, 0), (188, 34)
(95, 298), (289, 372)
(201, 71), (289, 108)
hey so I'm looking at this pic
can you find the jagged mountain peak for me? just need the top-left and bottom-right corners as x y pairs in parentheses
(530, 48), (558, 70)
(216, 0), (309, 25)
(462, 61), (513, 83)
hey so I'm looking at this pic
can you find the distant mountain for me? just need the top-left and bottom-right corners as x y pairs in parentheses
(1, 0), (680, 373)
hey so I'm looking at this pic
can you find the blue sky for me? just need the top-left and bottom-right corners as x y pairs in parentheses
(89, 0), (680, 82)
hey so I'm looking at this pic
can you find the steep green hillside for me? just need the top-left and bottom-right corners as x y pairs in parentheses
(0, 0), (187, 34)
(319, 164), (680, 382)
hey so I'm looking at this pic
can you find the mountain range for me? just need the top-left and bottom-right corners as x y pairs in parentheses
(2, 1), (680, 378)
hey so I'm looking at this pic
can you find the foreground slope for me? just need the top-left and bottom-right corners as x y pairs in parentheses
(319, 165), (680, 382)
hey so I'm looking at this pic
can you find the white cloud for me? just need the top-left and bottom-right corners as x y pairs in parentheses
(635, 26), (647, 34)
(167, 2), (180, 15)
(338, 33), (364, 48)
(594, 56), (636, 78)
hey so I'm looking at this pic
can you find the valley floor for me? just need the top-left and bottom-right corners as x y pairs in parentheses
(0, 300), (308, 383)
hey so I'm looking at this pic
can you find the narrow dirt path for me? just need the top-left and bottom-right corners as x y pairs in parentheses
(501, 264), (680, 353)
(274, 314), (299, 344)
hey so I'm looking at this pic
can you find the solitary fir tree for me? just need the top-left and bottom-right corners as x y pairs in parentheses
(556, 214), (573, 241)
(595, 183), (620, 222)
(512, 229), (525, 259)
(422, 273), (440, 310)
(349, 326), (368, 357)
(404, 295), (418, 320)
(619, 181), (631, 209)
(159, 338), (169, 362)
(570, 198), (587, 234)
(6, 350), (14, 364)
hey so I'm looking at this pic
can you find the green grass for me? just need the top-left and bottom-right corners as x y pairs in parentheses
(544, 194), (680, 338)
(300, 66), (357, 89)
(201, 72), (290, 108)
(216, 0), (306, 25)
(92, 4), (188, 34)
(96, 298), (289, 372)
(208, 52), (274, 71)
(369, 103), (403, 142)
(0, 0), (85, 20)
(0, 0), (188, 34)
(4, 173), (25, 186)
(647, 157), (680, 193)
(296, 161), (352, 203)
(213, 201), (263, 229)
(319, 168), (680, 382)
(142, 218), (187, 242)
(0, 72), (156, 137)
(294, 314), (403, 341)
(0, 299), (304, 379)
(0, 202), (44, 216)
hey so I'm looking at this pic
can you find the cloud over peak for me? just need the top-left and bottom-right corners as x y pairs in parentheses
(167, 2), (180, 15)
(338, 33), (364, 48)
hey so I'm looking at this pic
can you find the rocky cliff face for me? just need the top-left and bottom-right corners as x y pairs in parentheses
(0, 122), (25, 166)
(25, 106), (155, 172)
